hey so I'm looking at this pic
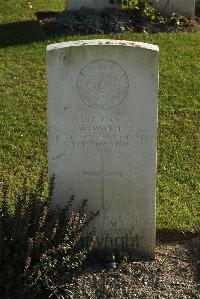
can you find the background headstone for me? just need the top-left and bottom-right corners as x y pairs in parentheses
(67, 0), (121, 10)
(148, 0), (195, 18)
(47, 40), (159, 258)
(67, 0), (195, 17)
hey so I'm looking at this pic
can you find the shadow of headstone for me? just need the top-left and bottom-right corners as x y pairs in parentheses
(0, 19), (49, 48)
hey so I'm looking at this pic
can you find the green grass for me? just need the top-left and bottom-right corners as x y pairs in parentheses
(0, 0), (199, 231)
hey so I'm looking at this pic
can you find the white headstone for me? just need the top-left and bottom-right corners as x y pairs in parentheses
(67, 0), (120, 10)
(47, 40), (159, 258)
(149, 0), (195, 18)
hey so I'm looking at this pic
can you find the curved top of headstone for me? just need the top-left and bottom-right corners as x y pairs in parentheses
(46, 39), (159, 53)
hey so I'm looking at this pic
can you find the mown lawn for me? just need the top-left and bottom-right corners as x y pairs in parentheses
(0, 0), (199, 231)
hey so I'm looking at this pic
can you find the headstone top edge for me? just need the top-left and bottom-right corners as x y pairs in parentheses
(46, 39), (159, 53)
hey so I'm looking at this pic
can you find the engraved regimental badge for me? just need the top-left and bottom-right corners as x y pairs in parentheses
(77, 59), (129, 111)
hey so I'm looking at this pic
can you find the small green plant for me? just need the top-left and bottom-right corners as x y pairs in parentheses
(0, 175), (99, 299)
(125, 0), (158, 21)
(110, 0), (159, 20)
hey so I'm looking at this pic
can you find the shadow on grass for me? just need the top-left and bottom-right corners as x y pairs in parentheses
(0, 12), (63, 49)
(156, 228), (200, 243)
(0, 20), (47, 48)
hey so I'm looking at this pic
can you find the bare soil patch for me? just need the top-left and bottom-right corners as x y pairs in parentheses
(65, 236), (200, 298)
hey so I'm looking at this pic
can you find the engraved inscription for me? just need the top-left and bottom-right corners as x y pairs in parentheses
(51, 114), (156, 160)
(76, 60), (129, 111)
(64, 115), (155, 152)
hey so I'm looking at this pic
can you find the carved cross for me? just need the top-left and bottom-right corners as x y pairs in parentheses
(83, 153), (122, 209)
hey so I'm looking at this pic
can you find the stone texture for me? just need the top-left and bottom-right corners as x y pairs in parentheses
(67, 0), (120, 10)
(47, 39), (159, 258)
(149, 0), (195, 18)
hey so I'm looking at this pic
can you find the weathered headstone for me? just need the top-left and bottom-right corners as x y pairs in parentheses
(47, 40), (159, 258)
(148, 0), (195, 18)
(67, 0), (120, 10)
